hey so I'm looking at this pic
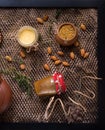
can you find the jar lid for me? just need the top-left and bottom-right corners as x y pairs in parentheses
(53, 72), (66, 95)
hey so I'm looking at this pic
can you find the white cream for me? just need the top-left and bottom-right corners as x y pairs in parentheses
(19, 29), (35, 45)
(17, 26), (38, 48)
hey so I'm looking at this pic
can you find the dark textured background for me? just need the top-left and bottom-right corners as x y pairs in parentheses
(0, 8), (97, 123)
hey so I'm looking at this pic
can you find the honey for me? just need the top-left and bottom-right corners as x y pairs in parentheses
(34, 72), (66, 96)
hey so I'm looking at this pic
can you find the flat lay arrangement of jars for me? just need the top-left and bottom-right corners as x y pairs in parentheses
(0, 21), (89, 112)
(0, 10), (91, 116)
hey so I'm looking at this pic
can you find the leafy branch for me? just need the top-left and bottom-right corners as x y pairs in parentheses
(0, 68), (32, 96)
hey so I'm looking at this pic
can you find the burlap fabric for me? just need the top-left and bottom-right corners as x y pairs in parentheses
(0, 8), (97, 123)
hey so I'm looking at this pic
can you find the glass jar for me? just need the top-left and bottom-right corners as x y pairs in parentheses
(34, 72), (66, 96)
(16, 26), (39, 53)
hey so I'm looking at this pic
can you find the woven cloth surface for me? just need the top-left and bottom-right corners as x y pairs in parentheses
(0, 8), (97, 123)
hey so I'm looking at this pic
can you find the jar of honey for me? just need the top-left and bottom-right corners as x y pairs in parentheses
(34, 72), (66, 96)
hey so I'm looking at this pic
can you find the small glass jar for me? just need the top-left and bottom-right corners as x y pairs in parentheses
(16, 26), (39, 53)
(34, 72), (66, 96)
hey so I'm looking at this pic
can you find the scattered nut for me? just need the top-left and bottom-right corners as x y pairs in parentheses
(55, 60), (62, 65)
(57, 51), (64, 56)
(20, 64), (26, 70)
(5, 56), (12, 62)
(50, 56), (58, 61)
(70, 52), (75, 60)
(80, 48), (85, 57)
(36, 18), (44, 24)
(44, 64), (50, 71)
(47, 47), (52, 55)
(74, 41), (79, 47)
(19, 50), (26, 58)
(43, 15), (49, 22)
(83, 52), (89, 58)
(80, 24), (86, 31)
(62, 61), (70, 67)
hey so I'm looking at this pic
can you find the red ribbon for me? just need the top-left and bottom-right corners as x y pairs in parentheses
(53, 72), (66, 95)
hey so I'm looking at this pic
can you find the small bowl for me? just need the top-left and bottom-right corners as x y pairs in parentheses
(55, 23), (78, 46)
(16, 26), (39, 48)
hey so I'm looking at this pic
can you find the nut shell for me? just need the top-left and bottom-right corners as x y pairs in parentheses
(80, 49), (85, 57)
(57, 51), (64, 56)
(44, 64), (50, 71)
(47, 47), (52, 55)
(36, 18), (44, 24)
(19, 51), (26, 58)
(70, 52), (75, 60)
(5, 56), (12, 62)
(80, 24), (86, 31)
(83, 52), (89, 58)
(55, 60), (62, 65)
(20, 64), (26, 70)
(62, 61), (70, 66)
(43, 15), (49, 22)
(50, 56), (58, 61)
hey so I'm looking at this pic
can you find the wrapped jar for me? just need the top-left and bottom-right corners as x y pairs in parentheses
(55, 23), (78, 46)
(0, 76), (12, 113)
(34, 72), (66, 96)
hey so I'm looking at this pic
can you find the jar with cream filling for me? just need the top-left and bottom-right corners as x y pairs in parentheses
(16, 26), (39, 52)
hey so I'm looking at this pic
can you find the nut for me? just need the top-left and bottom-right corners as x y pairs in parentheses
(20, 64), (26, 70)
(36, 18), (44, 24)
(50, 56), (58, 61)
(74, 41), (79, 47)
(43, 15), (49, 22)
(83, 52), (89, 58)
(55, 60), (62, 65)
(5, 56), (12, 62)
(47, 47), (52, 55)
(80, 48), (85, 57)
(44, 64), (50, 71)
(70, 52), (75, 60)
(62, 61), (70, 67)
(19, 51), (26, 58)
(80, 24), (86, 31)
(57, 51), (64, 56)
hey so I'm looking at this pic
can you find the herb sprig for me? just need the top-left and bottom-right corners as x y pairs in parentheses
(0, 68), (32, 96)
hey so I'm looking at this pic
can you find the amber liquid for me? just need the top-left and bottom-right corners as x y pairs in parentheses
(34, 76), (56, 96)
